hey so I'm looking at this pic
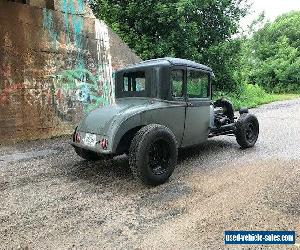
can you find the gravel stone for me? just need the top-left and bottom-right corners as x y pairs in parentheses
(1, 98), (300, 249)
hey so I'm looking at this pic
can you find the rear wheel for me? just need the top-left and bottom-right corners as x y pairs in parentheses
(74, 147), (103, 161)
(235, 114), (259, 148)
(129, 124), (178, 185)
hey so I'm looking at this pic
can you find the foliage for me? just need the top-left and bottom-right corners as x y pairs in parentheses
(238, 11), (300, 93)
(92, 1), (300, 99)
(91, 0), (249, 92)
(215, 83), (299, 110)
(206, 39), (242, 92)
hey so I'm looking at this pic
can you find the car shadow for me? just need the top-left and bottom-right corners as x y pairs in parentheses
(62, 138), (236, 189)
(69, 155), (132, 181)
(177, 138), (235, 163)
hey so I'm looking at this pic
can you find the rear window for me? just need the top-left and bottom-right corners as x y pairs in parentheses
(123, 71), (146, 92)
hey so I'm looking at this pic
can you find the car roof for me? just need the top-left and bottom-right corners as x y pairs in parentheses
(119, 57), (213, 72)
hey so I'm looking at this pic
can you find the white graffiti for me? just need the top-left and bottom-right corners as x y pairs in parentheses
(94, 19), (115, 104)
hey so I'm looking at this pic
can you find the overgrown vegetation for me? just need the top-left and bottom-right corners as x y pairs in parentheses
(91, 0), (249, 92)
(238, 11), (300, 93)
(92, 2), (300, 107)
(215, 84), (299, 110)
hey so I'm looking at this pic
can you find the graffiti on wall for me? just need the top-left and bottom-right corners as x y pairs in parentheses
(51, 68), (110, 121)
(42, 1), (114, 122)
(0, 64), (21, 105)
(0, 83), (23, 105)
(0, 1), (140, 141)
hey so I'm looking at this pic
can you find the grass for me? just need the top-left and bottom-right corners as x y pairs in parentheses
(215, 84), (300, 110)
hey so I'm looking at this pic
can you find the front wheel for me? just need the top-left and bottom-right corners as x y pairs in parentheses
(129, 124), (178, 186)
(235, 114), (259, 148)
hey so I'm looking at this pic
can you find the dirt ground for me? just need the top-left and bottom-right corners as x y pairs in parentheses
(1, 99), (300, 249)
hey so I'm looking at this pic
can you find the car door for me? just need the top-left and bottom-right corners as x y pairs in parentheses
(182, 68), (211, 147)
(160, 67), (186, 145)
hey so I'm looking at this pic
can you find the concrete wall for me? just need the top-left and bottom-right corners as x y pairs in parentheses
(0, 0), (141, 143)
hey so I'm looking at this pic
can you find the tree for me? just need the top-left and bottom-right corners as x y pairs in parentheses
(238, 11), (300, 93)
(91, 0), (249, 91)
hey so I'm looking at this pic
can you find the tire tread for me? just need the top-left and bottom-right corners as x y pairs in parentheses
(235, 114), (259, 148)
(129, 124), (177, 185)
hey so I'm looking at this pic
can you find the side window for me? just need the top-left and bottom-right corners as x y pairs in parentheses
(171, 70), (184, 99)
(123, 71), (146, 92)
(187, 70), (209, 98)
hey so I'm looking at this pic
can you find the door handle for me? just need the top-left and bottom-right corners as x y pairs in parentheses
(187, 102), (193, 107)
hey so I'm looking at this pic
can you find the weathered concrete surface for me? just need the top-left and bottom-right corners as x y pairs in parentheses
(108, 27), (142, 70)
(0, 1), (141, 143)
(0, 98), (299, 249)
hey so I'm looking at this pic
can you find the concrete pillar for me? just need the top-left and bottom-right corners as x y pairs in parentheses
(0, 0), (141, 143)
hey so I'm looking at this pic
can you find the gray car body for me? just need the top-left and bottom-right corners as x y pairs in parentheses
(73, 58), (214, 155)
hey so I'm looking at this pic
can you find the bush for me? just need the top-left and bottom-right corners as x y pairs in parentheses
(238, 11), (300, 94)
(214, 83), (299, 110)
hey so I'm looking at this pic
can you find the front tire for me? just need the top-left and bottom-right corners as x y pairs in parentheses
(235, 114), (259, 148)
(129, 124), (178, 186)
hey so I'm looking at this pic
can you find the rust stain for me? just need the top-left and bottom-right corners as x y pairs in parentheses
(0, 83), (24, 105)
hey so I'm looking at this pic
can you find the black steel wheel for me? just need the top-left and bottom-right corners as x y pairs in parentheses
(129, 124), (178, 186)
(235, 113), (259, 148)
(148, 139), (171, 175)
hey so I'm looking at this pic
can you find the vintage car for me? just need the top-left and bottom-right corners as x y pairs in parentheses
(71, 58), (259, 185)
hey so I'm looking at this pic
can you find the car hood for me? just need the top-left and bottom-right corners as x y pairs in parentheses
(77, 98), (151, 135)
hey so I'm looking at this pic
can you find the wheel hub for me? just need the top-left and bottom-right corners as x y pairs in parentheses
(246, 123), (257, 142)
(148, 139), (170, 175)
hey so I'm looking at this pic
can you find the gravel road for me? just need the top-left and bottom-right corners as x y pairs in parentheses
(1, 99), (300, 249)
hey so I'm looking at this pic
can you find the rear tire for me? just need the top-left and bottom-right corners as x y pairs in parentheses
(74, 147), (103, 161)
(235, 114), (259, 148)
(129, 124), (178, 186)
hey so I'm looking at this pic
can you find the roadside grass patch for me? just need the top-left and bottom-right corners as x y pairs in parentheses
(215, 84), (300, 110)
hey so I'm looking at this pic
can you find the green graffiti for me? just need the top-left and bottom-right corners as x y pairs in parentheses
(78, 0), (85, 12)
(52, 68), (110, 115)
(42, 2), (113, 122)
(43, 9), (58, 49)
(60, 0), (70, 43)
